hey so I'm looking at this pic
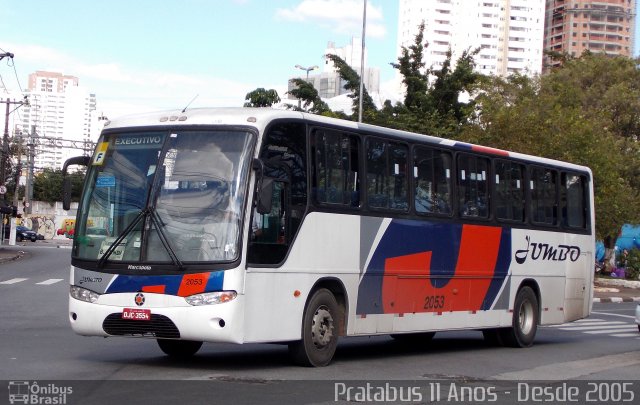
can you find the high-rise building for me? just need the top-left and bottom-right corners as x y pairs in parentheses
(396, 0), (545, 77)
(19, 71), (100, 170)
(543, 0), (636, 70)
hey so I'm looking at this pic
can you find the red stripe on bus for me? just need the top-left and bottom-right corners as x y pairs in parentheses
(471, 145), (510, 156)
(142, 285), (166, 294)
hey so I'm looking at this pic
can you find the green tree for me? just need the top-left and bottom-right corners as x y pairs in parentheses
(389, 21), (483, 136)
(243, 88), (281, 107)
(324, 53), (376, 119)
(33, 168), (85, 205)
(287, 79), (332, 115)
(391, 22), (428, 112)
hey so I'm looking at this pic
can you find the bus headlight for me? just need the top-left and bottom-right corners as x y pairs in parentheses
(185, 291), (237, 306)
(70, 286), (100, 303)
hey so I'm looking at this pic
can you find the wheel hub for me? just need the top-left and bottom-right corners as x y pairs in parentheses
(519, 300), (534, 335)
(311, 305), (334, 348)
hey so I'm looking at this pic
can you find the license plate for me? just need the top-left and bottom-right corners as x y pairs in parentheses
(122, 308), (151, 321)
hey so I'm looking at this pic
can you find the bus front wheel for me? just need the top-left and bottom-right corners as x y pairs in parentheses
(288, 288), (339, 367)
(499, 286), (539, 348)
(157, 339), (203, 358)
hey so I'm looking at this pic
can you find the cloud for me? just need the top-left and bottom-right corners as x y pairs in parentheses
(276, 0), (386, 39)
(0, 42), (271, 119)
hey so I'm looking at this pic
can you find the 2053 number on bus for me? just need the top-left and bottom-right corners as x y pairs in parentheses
(423, 295), (445, 310)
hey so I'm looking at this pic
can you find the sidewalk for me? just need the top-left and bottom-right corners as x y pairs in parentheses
(0, 237), (72, 263)
(593, 277), (640, 303)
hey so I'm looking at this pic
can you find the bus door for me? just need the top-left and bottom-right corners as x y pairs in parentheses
(248, 162), (291, 265)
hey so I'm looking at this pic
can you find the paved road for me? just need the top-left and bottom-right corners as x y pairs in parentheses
(0, 246), (638, 404)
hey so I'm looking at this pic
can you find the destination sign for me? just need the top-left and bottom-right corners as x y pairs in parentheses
(113, 134), (165, 149)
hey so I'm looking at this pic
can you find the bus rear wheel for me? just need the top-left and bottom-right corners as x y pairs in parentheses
(157, 339), (203, 358)
(499, 286), (538, 348)
(288, 288), (339, 367)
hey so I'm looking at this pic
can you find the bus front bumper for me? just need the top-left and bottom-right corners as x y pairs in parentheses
(68, 291), (245, 343)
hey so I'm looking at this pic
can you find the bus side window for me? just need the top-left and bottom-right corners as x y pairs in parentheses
(457, 154), (489, 219)
(312, 129), (361, 208)
(413, 146), (452, 215)
(366, 138), (408, 212)
(248, 121), (306, 266)
(494, 160), (524, 222)
(530, 167), (558, 226)
(561, 172), (587, 229)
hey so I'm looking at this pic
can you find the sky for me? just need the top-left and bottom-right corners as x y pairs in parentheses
(1, 0), (639, 126)
(0, 0), (400, 122)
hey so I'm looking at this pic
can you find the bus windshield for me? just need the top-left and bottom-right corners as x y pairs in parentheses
(73, 129), (254, 267)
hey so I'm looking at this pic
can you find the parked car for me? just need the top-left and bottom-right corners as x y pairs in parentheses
(3, 225), (40, 242)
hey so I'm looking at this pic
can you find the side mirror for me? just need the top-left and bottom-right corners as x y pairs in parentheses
(257, 178), (273, 214)
(62, 178), (72, 211)
(62, 155), (90, 210)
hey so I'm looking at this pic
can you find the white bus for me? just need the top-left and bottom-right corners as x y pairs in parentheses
(64, 108), (595, 367)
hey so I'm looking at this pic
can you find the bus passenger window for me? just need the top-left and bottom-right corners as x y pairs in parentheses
(413, 147), (452, 215)
(561, 173), (587, 229)
(457, 155), (489, 218)
(366, 138), (408, 211)
(312, 129), (360, 207)
(494, 160), (524, 222)
(530, 167), (558, 225)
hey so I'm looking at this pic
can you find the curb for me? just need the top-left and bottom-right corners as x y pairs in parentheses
(595, 277), (640, 289)
(593, 297), (640, 303)
(0, 250), (25, 264)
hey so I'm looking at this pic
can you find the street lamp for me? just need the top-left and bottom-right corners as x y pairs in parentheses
(294, 64), (319, 109)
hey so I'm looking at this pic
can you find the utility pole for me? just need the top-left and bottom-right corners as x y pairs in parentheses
(24, 126), (36, 214)
(1, 97), (29, 192)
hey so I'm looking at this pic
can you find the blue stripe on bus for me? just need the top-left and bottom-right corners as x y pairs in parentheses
(481, 227), (512, 310)
(106, 271), (225, 296)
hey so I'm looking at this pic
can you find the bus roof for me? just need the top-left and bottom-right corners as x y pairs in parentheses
(103, 107), (591, 175)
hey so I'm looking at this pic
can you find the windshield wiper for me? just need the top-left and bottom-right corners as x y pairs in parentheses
(147, 207), (184, 269)
(96, 207), (184, 270)
(97, 209), (144, 269)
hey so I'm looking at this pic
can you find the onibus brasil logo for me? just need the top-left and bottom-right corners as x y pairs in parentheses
(8, 381), (72, 404)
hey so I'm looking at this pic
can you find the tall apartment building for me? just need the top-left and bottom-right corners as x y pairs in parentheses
(397, 0), (545, 77)
(544, 0), (636, 70)
(20, 71), (99, 170)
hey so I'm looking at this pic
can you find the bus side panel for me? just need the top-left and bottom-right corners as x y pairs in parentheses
(509, 229), (593, 325)
(242, 213), (362, 343)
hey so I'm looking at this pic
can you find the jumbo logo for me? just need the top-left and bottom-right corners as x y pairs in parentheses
(514, 236), (581, 264)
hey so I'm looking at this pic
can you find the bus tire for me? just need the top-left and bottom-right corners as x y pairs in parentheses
(499, 286), (538, 348)
(390, 332), (436, 343)
(157, 339), (203, 358)
(288, 288), (339, 367)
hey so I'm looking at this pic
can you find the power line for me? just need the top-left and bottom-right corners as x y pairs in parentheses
(0, 52), (11, 94)
(6, 57), (24, 94)
(0, 73), (8, 94)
